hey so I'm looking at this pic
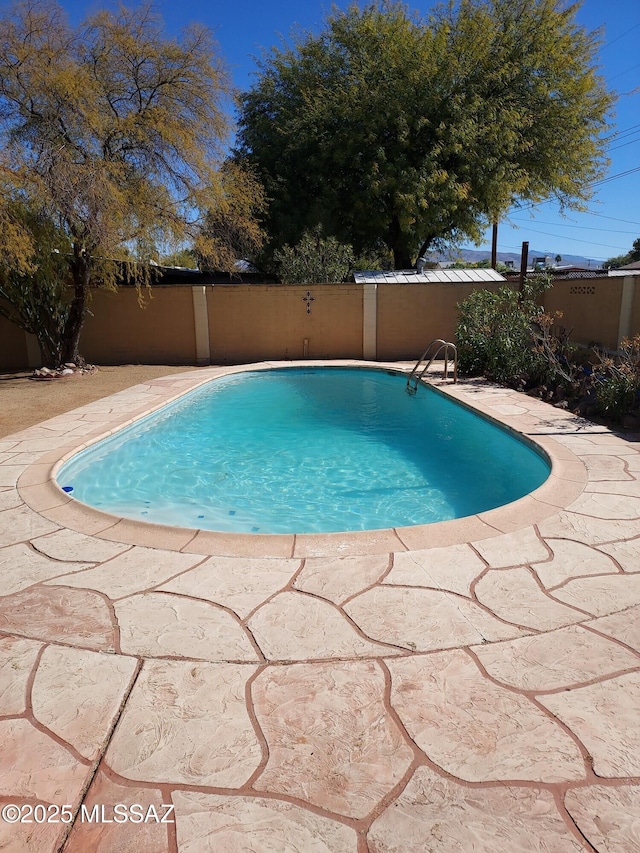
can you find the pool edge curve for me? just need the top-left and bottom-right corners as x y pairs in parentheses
(16, 360), (588, 558)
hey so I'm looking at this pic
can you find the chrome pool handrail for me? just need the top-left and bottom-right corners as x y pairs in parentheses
(406, 339), (458, 395)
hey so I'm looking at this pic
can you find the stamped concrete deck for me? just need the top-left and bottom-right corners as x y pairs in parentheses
(1, 361), (639, 852)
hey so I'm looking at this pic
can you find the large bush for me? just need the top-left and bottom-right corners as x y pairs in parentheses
(457, 283), (640, 424)
(456, 283), (551, 384)
(594, 336), (640, 420)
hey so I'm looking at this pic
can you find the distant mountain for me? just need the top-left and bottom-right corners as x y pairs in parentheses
(434, 247), (603, 269)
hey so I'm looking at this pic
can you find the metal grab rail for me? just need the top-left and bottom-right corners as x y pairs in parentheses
(406, 339), (458, 395)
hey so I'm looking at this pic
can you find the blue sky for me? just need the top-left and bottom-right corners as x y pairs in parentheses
(54, 0), (640, 263)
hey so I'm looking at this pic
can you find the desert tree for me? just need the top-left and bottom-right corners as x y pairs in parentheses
(236, 0), (614, 269)
(0, 202), (72, 365)
(196, 160), (267, 272)
(0, 1), (260, 364)
(604, 237), (640, 269)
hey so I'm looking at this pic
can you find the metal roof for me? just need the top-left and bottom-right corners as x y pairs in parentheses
(353, 268), (506, 284)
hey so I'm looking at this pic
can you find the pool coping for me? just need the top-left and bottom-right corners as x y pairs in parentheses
(15, 360), (588, 558)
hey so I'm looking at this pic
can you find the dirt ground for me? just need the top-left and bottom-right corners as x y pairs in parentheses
(0, 364), (200, 438)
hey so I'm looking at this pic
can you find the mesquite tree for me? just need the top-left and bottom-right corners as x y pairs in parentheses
(0, 2), (262, 365)
(236, 0), (613, 269)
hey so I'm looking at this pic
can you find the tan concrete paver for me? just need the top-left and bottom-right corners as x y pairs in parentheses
(563, 492), (640, 519)
(252, 660), (413, 818)
(0, 543), (92, 596)
(369, 766), (586, 852)
(105, 660), (262, 787)
(625, 452), (640, 471)
(115, 592), (260, 662)
(31, 528), (130, 562)
(540, 672), (640, 777)
(0, 635), (41, 714)
(0, 487), (22, 510)
(388, 651), (585, 783)
(1, 364), (639, 851)
(472, 526), (549, 567)
(564, 784), (640, 853)
(531, 538), (620, 587)
(598, 537), (640, 571)
(64, 771), (170, 853)
(248, 591), (393, 659)
(293, 553), (389, 603)
(344, 585), (529, 651)
(538, 511), (640, 545)
(182, 528), (295, 558)
(552, 573), (640, 616)
(0, 718), (90, 802)
(0, 819), (66, 853)
(32, 645), (137, 760)
(585, 477), (640, 496)
(473, 625), (639, 691)
(559, 440), (640, 456)
(589, 605), (640, 651)
(51, 545), (203, 598)
(0, 585), (116, 650)
(475, 567), (589, 629)
(158, 555), (297, 617)
(582, 454), (635, 480)
(0, 464), (35, 487)
(0, 504), (59, 546)
(294, 527), (405, 557)
(172, 792), (359, 852)
(383, 543), (485, 594)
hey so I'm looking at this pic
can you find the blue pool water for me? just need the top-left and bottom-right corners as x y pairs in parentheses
(58, 367), (550, 534)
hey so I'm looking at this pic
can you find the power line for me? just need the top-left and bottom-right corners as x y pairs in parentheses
(609, 136), (640, 152)
(508, 216), (638, 235)
(505, 225), (629, 252)
(609, 122), (640, 138)
(589, 211), (640, 227)
(601, 21), (640, 51)
(606, 122), (640, 143)
(591, 164), (640, 187)
(516, 163), (640, 213)
(608, 61), (640, 82)
(478, 241), (609, 262)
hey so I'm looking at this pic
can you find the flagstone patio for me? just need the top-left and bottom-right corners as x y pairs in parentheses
(0, 361), (639, 852)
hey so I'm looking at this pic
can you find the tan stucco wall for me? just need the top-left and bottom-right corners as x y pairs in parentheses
(80, 286), (197, 365)
(3, 277), (640, 372)
(630, 279), (640, 343)
(542, 277), (623, 350)
(207, 284), (363, 363)
(376, 281), (508, 360)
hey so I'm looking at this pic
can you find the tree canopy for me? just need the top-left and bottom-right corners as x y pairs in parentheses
(0, 203), (72, 366)
(605, 238), (640, 269)
(0, 1), (262, 364)
(273, 226), (357, 284)
(236, 0), (614, 269)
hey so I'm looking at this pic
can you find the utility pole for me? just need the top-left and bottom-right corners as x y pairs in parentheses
(519, 241), (529, 295)
(491, 221), (498, 270)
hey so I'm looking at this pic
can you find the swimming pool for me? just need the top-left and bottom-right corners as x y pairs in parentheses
(57, 367), (550, 534)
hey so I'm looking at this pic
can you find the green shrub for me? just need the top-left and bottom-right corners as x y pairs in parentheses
(594, 336), (640, 420)
(273, 226), (356, 284)
(456, 282), (550, 384)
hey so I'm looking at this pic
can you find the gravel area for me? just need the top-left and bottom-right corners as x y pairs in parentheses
(0, 364), (199, 438)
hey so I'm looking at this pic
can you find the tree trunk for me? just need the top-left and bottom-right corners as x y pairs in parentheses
(62, 249), (90, 365)
(417, 238), (433, 263)
(392, 247), (413, 270)
(389, 215), (413, 269)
